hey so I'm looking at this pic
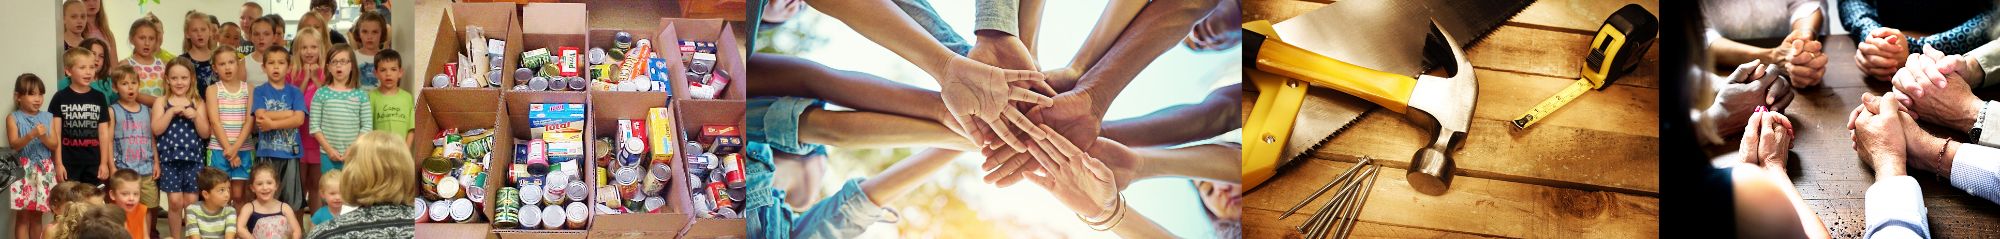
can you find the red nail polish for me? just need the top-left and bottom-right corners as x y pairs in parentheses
(1756, 106), (1767, 113)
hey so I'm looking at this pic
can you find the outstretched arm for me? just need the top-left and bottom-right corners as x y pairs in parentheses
(859, 149), (962, 206)
(1101, 84), (1241, 147)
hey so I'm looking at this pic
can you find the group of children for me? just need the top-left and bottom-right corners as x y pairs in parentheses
(16, 1), (413, 238)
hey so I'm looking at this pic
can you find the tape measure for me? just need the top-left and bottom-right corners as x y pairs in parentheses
(1511, 4), (1657, 130)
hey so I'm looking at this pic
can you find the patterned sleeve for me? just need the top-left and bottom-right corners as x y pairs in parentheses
(361, 94), (374, 132)
(222, 207), (238, 235)
(1910, 12), (1995, 54)
(1840, 0), (1883, 41)
(310, 91), (326, 135)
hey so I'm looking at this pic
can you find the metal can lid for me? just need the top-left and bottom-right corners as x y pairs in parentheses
(520, 184), (543, 206)
(414, 198), (428, 219)
(437, 176), (461, 199)
(428, 200), (452, 222)
(614, 166), (639, 186)
(650, 162), (672, 182)
(644, 196), (665, 213)
(450, 198), (475, 222)
(541, 204), (565, 229)
(517, 204), (541, 229)
(466, 183), (487, 204)
(566, 202), (588, 222)
(566, 181), (588, 201)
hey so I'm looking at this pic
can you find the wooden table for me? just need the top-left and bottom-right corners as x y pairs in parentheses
(1760, 35), (2000, 238)
(1243, 0), (1661, 237)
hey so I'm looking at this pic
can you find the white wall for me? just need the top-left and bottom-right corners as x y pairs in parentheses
(0, 1), (61, 134)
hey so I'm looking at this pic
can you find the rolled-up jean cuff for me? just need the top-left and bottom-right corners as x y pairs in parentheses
(793, 178), (886, 239)
(748, 97), (825, 155)
(745, 156), (794, 239)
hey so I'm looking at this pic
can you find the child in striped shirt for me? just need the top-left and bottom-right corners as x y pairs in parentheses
(311, 44), (370, 173)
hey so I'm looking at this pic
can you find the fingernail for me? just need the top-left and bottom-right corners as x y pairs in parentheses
(1756, 106), (1767, 113)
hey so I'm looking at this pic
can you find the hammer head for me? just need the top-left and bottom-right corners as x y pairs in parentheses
(1402, 20), (1476, 195)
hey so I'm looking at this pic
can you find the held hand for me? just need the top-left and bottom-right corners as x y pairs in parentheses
(1850, 92), (1911, 176)
(1858, 28), (1911, 80)
(1783, 36), (1829, 88)
(1709, 61), (1794, 135)
(1739, 110), (1794, 171)
(1032, 91), (1104, 163)
(1028, 138), (1119, 221)
(986, 138), (1140, 188)
(936, 57), (1054, 154)
(968, 33), (1057, 95)
(1890, 46), (1983, 131)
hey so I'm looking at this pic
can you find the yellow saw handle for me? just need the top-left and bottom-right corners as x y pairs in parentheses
(1245, 27), (1419, 115)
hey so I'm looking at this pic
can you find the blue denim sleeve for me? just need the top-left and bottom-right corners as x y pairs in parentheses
(791, 178), (887, 239)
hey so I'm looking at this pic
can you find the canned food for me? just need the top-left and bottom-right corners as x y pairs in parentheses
(644, 196), (665, 213)
(565, 202), (588, 229)
(428, 200), (452, 222)
(520, 184), (543, 206)
(518, 204), (541, 229)
(466, 182), (487, 204)
(437, 176), (461, 199)
(708, 182), (732, 209)
(415, 198), (429, 223)
(566, 181), (588, 202)
(541, 204), (565, 230)
(450, 198), (475, 222)
(497, 187), (520, 208)
(597, 186), (620, 210)
(723, 154), (744, 188)
(614, 166), (639, 186)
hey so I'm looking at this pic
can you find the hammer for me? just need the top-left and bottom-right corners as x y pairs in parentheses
(1245, 20), (1476, 195)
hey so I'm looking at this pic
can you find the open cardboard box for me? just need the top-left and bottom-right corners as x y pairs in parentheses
(676, 99), (748, 237)
(497, 90), (593, 239)
(516, 3), (590, 92)
(657, 18), (748, 101)
(412, 88), (508, 230)
(582, 91), (688, 239)
(427, 2), (523, 91)
(679, 0), (749, 21)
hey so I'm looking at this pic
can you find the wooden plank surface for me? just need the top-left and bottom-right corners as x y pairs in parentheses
(1733, 35), (2000, 238)
(1245, 160), (1660, 238)
(1244, 0), (1661, 237)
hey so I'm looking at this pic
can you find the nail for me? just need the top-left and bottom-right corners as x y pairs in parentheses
(1755, 105), (1767, 113)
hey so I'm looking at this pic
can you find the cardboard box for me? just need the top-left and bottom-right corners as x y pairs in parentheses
(412, 88), (509, 228)
(656, 18), (747, 101)
(680, 0), (749, 21)
(427, 2), (524, 91)
(587, 99), (743, 239)
(499, 90), (591, 238)
(516, 3), (590, 92)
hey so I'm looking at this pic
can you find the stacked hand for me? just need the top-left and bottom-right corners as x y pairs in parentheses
(1889, 46), (1983, 132)
(1028, 137), (1122, 221)
(1740, 109), (1793, 172)
(1707, 60), (1795, 138)
(1857, 28), (1911, 80)
(1850, 93), (1918, 177)
(1780, 31), (1828, 88)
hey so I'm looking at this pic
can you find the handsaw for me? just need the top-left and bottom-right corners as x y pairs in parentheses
(1243, 0), (1534, 189)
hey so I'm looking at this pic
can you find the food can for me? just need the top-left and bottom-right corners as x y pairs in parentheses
(708, 182), (732, 208)
(437, 176), (461, 199)
(415, 198), (429, 223)
(566, 181), (588, 202)
(497, 187), (520, 208)
(541, 203), (565, 230)
(644, 196), (665, 213)
(428, 200), (452, 223)
(520, 184), (543, 206)
(450, 198), (475, 222)
(565, 202), (589, 229)
(518, 204), (541, 229)
(723, 154), (744, 188)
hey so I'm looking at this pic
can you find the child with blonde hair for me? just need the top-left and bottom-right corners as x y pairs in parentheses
(126, 15), (168, 104)
(110, 64), (162, 214)
(307, 169), (343, 226)
(209, 44), (257, 205)
(181, 10), (221, 97)
(156, 57), (212, 239)
(53, 46), (113, 186)
(235, 164), (300, 239)
(47, 181), (105, 239)
(108, 169), (150, 239)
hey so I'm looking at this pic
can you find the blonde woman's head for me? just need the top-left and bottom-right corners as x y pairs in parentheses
(342, 131), (416, 206)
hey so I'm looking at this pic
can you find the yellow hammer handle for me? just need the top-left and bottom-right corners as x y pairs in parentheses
(1245, 28), (1418, 114)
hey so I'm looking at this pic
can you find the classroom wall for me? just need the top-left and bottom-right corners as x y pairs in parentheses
(0, 1), (61, 133)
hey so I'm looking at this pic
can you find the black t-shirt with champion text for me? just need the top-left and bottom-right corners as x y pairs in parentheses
(51, 86), (109, 184)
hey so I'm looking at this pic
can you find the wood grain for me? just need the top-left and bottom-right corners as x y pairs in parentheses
(1246, 160), (1659, 238)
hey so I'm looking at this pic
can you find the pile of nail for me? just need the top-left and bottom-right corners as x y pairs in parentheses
(417, 128), (497, 224)
(436, 26), (506, 88)
(1282, 157), (1380, 239)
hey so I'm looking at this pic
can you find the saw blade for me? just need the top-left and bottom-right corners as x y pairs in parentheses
(1284, 87), (1373, 161)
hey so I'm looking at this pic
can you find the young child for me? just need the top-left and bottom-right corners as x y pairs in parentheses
(352, 13), (388, 88)
(235, 164), (300, 239)
(306, 44), (368, 211)
(62, 0), (88, 51)
(181, 10), (220, 98)
(209, 46), (257, 205)
(10, 74), (58, 239)
(307, 169), (342, 227)
(368, 50), (414, 145)
(254, 46), (308, 209)
(221, 22), (249, 58)
(80, 0), (117, 55)
(108, 169), (149, 239)
(62, 38), (118, 104)
(289, 28), (329, 188)
(244, 15), (286, 88)
(156, 58), (212, 239)
(126, 15), (168, 104)
(71, 204), (134, 239)
(186, 168), (238, 239)
(48, 181), (105, 239)
(54, 47), (113, 186)
(110, 65), (161, 213)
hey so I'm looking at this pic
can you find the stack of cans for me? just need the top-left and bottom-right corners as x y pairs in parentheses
(596, 118), (673, 215)
(513, 47), (591, 91)
(681, 40), (725, 99)
(685, 138), (746, 219)
(419, 128), (496, 223)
